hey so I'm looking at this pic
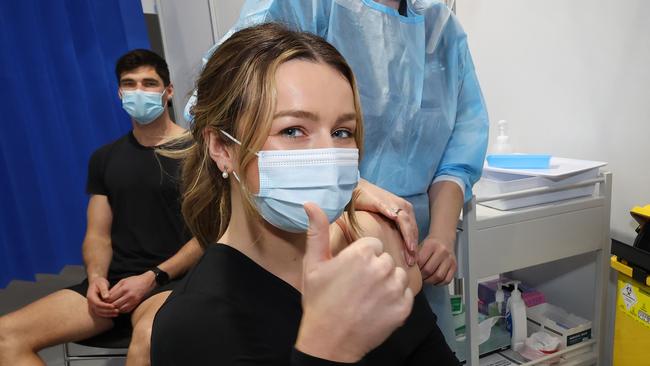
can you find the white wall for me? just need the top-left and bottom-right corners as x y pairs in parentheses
(148, 0), (245, 126)
(457, 0), (650, 244)
(209, 0), (246, 40)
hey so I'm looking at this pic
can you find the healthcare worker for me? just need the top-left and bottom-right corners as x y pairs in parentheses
(185, 0), (489, 350)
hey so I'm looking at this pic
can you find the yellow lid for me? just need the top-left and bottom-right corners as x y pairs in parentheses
(631, 204), (650, 225)
(611, 255), (650, 286)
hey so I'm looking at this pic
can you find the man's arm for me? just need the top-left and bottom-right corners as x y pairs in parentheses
(106, 237), (204, 313)
(155, 237), (204, 280)
(82, 194), (119, 317)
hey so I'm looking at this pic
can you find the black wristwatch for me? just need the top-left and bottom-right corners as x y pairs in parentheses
(150, 267), (170, 286)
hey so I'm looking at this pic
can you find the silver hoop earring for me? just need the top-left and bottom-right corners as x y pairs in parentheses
(222, 170), (229, 179)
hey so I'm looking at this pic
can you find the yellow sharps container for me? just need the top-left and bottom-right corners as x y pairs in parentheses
(610, 236), (650, 365)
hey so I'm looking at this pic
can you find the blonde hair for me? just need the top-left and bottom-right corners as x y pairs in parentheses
(167, 23), (364, 247)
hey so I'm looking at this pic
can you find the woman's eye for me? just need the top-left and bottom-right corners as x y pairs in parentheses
(332, 129), (353, 139)
(281, 127), (305, 138)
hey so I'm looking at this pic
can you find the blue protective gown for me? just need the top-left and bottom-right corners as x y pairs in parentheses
(188, 0), (489, 348)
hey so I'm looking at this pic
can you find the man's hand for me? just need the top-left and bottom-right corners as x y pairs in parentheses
(417, 236), (457, 285)
(295, 203), (414, 363)
(106, 272), (157, 313)
(86, 277), (119, 318)
(355, 179), (418, 265)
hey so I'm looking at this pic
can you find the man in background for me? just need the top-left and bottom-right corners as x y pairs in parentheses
(0, 49), (203, 366)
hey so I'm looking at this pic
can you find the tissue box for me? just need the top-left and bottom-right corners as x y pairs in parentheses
(478, 278), (546, 315)
(526, 303), (592, 347)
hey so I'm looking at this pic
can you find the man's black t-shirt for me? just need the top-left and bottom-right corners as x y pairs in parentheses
(86, 131), (190, 279)
(151, 244), (460, 366)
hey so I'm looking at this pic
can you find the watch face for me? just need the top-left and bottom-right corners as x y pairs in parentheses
(154, 268), (170, 285)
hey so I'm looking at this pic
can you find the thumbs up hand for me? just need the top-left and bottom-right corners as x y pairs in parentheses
(295, 203), (414, 363)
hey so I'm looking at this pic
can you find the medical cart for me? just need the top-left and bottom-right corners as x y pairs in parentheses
(457, 172), (612, 365)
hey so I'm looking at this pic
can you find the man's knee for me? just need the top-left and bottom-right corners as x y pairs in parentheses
(0, 314), (23, 351)
(0, 315), (8, 345)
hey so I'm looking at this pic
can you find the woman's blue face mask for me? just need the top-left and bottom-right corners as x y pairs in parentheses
(220, 130), (360, 233)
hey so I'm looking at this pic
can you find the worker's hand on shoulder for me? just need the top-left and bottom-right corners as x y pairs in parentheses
(354, 179), (418, 264)
(296, 203), (414, 363)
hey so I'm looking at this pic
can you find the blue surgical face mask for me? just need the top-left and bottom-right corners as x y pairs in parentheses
(121, 89), (167, 125)
(220, 130), (359, 233)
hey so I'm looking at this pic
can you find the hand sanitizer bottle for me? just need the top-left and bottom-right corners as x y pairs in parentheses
(488, 281), (507, 325)
(493, 120), (513, 154)
(495, 281), (505, 317)
(505, 281), (527, 352)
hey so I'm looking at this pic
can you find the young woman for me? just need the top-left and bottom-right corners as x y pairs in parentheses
(150, 23), (459, 365)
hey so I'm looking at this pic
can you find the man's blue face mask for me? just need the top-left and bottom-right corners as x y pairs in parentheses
(220, 130), (360, 233)
(121, 89), (167, 125)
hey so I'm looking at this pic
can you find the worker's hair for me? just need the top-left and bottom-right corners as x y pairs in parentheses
(165, 23), (364, 247)
(115, 49), (170, 86)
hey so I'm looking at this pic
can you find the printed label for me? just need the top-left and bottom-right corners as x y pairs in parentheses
(617, 278), (650, 330)
(567, 329), (592, 346)
(622, 283), (637, 310)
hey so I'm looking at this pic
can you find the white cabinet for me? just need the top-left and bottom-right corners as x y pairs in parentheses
(457, 172), (612, 365)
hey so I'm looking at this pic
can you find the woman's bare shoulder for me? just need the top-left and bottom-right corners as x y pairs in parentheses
(337, 211), (422, 294)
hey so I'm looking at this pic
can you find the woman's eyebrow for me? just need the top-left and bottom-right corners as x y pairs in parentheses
(273, 110), (319, 121)
(335, 113), (357, 124)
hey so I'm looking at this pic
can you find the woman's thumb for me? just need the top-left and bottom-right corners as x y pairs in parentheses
(303, 202), (331, 268)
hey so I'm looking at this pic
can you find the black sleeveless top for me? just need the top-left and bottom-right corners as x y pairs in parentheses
(151, 244), (459, 365)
